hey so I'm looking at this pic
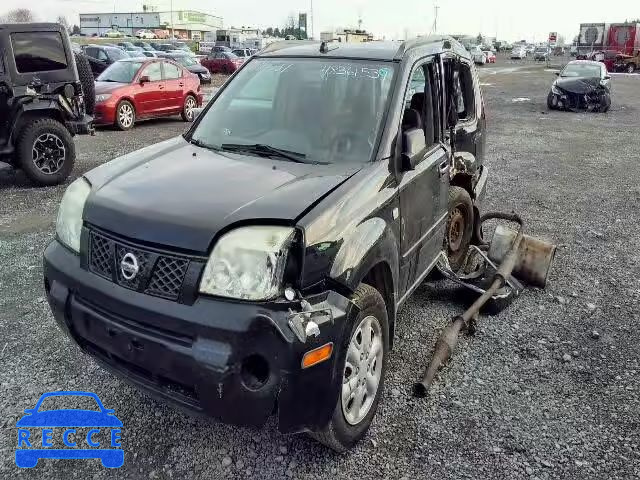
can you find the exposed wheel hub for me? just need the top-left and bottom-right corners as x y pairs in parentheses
(32, 133), (66, 175)
(448, 207), (465, 252)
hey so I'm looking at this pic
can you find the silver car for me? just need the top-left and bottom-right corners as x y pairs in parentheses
(511, 46), (527, 60)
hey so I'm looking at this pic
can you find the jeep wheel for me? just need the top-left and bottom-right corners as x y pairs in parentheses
(74, 52), (95, 115)
(181, 95), (197, 122)
(627, 63), (636, 74)
(115, 100), (135, 130)
(444, 186), (474, 271)
(310, 283), (388, 452)
(17, 119), (75, 186)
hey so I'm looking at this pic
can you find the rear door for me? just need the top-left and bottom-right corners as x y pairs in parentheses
(135, 61), (165, 116)
(162, 60), (184, 112)
(397, 58), (449, 297)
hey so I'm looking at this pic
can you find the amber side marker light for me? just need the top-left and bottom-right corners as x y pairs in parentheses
(301, 343), (333, 369)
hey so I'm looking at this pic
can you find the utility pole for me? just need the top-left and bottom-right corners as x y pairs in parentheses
(170, 0), (174, 39)
(433, 2), (439, 34)
(310, 0), (314, 39)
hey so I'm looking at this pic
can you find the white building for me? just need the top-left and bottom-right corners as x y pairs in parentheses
(79, 10), (223, 40)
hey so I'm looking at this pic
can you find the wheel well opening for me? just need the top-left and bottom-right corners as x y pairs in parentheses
(450, 173), (474, 200)
(12, 110), (65, 145)
(362, 262), (395, 348)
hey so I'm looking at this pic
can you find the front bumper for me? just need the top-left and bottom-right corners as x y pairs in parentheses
(43, 240), (353, 433)
(66, 114), (95, 136)
(93, 103), (116, 126)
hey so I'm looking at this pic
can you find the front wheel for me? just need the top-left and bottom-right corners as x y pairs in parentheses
(627, 63), (635, 74)
(181, 95), (197, 122)
(16, 118), (75, 186)
(115, 100), (135, 130)
(309, 284), (389, 452)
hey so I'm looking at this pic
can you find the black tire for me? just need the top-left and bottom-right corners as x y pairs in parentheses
(600, 93), (611, 113)
(181, 94), (197, 122)
(16, 118), (75, 186)
(115, 100), (135, 130)
(627, 63), (635, 74)
(444, 186), (474, 271)
(74, 52), (95, 115)
(547, 92), (555, 110)
(310, 283), (389, 453)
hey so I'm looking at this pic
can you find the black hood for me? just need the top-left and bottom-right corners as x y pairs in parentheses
(83, 137), (360, 253)
(186, 64), (208, 74)
(554, 76), (601, 94)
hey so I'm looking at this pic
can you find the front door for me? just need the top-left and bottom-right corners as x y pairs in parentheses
(134, 62), (165, 116)
(397, 59), (449, 299)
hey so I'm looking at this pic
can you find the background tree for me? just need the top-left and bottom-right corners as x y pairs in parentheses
(274, 27), (282, 38)
(476, 33), (484, 45)
(0, 8), (36, 23)
(266, 27), (274, 37)
(72, 25), (81, 35)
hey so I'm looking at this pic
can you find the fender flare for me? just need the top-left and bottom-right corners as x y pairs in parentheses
(328, 217), (399, 329)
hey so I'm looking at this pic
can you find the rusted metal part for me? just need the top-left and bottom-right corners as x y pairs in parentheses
(413, 212), (525, 397)
(488, 225), (557, 288)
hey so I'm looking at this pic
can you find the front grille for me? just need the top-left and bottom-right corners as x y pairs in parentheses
(88, 230), (192, 302)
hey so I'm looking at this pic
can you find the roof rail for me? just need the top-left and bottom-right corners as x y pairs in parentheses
(259, 39), (318, 55)
(394, 35), (457, 60)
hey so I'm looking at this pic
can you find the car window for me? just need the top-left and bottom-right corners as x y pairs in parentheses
(456, 63), (475, 120)
(97, 61), (144, 83)
(142, 62), (162, 81)
(97, 49), (109, 61)
(163, 62), (182, 79)
(37, 394), (102, 412)
(107, 48), (127, 62)
(192, 59), (396, 164)
(11, 31), (68, 73)
(402, 60), (439, 149)
(225, 53), (239, 60)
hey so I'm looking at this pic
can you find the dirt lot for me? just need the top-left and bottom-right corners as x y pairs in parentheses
(1, 65), (639, 480)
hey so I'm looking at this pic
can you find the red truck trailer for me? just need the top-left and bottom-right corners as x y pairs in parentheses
(578, 23), (609, 56)
(607, 23), (640, 56)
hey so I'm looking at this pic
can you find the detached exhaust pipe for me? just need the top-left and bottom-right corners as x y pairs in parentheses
(413, 212), (525, 397)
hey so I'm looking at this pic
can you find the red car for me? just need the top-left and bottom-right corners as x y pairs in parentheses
(483, 50), (497, 63)
(201, 51), (244, 74)
(94, 58), (203, 130)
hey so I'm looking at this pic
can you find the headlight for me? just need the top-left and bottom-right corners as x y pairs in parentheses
(56, 177), (91, 254)
(551, 85), (563, 95)
(199, 226), (295, 300)
(95, 94), (111, 103)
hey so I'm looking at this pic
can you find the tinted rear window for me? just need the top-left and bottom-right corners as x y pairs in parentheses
(11, 32), (68, 73)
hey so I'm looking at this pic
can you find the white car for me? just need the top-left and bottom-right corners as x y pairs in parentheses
(511, 46), (527, 59)
(135, 29), (156, 39)
(470, 46), (487, 65)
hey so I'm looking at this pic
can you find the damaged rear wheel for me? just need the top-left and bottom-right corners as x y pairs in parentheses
(445, 187), (474, 271)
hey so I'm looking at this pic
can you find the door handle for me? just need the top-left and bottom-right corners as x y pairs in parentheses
(178, 82), (184, 87)
(439, 161), (449, 176)
(158, 85), (164, 89)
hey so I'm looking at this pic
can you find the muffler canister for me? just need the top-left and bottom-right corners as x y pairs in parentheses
(488, 225), (556, 288)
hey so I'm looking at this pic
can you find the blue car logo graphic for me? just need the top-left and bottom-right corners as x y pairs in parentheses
(15, 391), (123, 468)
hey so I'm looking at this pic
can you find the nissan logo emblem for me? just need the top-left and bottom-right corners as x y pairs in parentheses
(120, 253), (140, 281)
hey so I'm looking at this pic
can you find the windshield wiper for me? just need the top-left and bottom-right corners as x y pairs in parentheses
(220, 143), (309, 163)
(190, 138), (222, 151)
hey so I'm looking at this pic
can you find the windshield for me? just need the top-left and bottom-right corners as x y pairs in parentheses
(191, 59), (396, 164)
(177, 56), (198, 66)
(97, 61), (143, 83)
(561, 63), (602, 78)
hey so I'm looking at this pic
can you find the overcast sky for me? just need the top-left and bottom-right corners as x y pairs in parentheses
(2, 0), (638, 42)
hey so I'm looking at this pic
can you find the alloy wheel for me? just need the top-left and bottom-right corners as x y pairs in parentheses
(118, 103), (134, 128)
(32, 133), (66, 175)
(185, 97), (196, 121)
(341, 315), (384, 425)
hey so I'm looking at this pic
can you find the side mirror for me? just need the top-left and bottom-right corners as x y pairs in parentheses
(400, 129), (426, 171)
(139, 75), (150, 84)
(604, 75), (611, 80)
(555, 72), (560, 76)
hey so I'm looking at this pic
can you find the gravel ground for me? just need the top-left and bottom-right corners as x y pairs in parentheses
(1, 65), (639, 479)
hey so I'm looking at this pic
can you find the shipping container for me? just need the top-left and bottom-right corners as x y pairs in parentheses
(578, 23), (608, 47)
(607, 23), (640, 56)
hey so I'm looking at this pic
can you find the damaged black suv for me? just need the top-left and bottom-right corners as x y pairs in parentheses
(43, 37), (487, 451)
(0, 23), (94, 185)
